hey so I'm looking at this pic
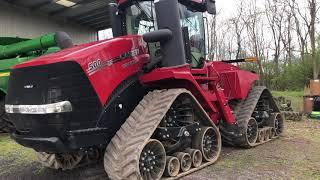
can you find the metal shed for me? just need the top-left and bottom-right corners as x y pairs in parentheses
(0, 0), (114, 44)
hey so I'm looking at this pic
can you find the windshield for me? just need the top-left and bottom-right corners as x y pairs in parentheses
(125, 2), (205, 68)
(179, 5), (206, 68)
(125, 1), (156, 35)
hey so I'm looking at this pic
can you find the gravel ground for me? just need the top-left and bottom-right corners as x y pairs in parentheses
(0, 120), (319, 180)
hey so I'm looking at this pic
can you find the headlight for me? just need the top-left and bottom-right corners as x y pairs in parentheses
(5, 101), (72, 114)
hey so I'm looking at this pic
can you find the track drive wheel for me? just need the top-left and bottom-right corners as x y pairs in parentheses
(193, 126), (221, 162)
(37, 152), (83, 170)
(139, 139), (166, 180)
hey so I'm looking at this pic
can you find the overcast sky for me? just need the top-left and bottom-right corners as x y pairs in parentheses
(217, 0), (236, 17)
(217, 0), (307, 18)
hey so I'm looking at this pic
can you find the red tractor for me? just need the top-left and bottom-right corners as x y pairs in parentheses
(5, 0), (283, 179)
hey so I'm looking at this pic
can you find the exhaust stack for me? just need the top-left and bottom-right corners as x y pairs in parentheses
(154, 0), (186, 67)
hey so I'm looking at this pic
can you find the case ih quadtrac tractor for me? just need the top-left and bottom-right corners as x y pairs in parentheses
(5, 0), (284, 179)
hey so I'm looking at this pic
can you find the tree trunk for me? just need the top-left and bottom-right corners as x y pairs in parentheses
(309, 0), (317, 79)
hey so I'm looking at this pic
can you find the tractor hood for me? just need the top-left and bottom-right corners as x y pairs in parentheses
(14, 35), (148, 75)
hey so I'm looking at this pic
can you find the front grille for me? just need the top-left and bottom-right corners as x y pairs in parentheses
(6, 61), (102, 137)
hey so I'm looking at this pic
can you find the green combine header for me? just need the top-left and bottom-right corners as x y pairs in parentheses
(0, 32), (73, 132)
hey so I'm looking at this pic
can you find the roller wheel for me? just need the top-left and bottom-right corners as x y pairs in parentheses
(185, 148), (202, 168)
(245, 118), (259, 146)
(173, 152), (192, 172)
(164, 156), (180, 177)
(193, 126), (221, 162)
(37, 152), (83, 170)
(139, 139), (166, 180)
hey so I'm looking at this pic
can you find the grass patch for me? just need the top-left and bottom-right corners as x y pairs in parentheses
(272, 91), (304, 111)
(0, 135), (36, 175)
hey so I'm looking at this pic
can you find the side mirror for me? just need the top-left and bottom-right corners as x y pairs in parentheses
(143, 29), (173, 43)
(109, 3), (123, 37)
(206, 0), (216, 15)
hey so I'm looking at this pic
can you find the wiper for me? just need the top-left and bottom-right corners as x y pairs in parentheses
(185, 18), (198, 32)
(134, 2), (152, 22)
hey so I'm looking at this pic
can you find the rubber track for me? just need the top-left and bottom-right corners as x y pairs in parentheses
(281, 111), (302, 121)
(37, 151), (101, 170)
(220, 86), (282, 147)
(0, 114), (12, 133)
(104, 89), (221, 180)
(36, 152), (83, 170)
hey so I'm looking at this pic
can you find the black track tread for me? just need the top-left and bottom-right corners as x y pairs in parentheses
(104, 89), (221, 180)
(220, 86), (283, 148)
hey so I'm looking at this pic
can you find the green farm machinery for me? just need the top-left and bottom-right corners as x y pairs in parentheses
(0, 32), (73, 132)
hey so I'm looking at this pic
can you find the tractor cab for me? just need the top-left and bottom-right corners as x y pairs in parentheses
(113, 0), (216, 68)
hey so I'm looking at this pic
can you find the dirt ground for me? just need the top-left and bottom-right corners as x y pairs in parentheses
(0, 120), (319, 180)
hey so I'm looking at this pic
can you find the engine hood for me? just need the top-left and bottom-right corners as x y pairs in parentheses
(14, 35), (148, 72)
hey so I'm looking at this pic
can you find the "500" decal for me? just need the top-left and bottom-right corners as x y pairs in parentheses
(86, 49), (140, 75)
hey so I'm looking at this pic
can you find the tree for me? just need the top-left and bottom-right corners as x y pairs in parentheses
(242, 0), (265, 84)
(293, 0), (319, 78)
(265, 0), (286, 74)
(308, 0), (317, 79)
(230, 2), (246, 59)
(288, 0), (309, 60)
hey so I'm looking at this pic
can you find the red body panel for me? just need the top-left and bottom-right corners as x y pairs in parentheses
(139, 61), (259, 124)
(13, 35), (259, 125)
(211, 62), (259, 100)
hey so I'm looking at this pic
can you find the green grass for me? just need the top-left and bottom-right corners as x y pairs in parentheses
(0, 135), (36, 175)
(272, 91), (304, 111)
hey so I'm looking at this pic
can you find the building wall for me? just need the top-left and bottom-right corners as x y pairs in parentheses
(0, 4), (97, 44)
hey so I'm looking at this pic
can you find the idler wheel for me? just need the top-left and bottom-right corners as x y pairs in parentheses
(273, 113), (284, 136)
(245, 118), (259, 145)
(193, 126), (221, 162)
(184, 148), (202, 168)
(164, 156), (180, 177)
(173, 152), (192, 172)
(139, 139), (166, 180)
